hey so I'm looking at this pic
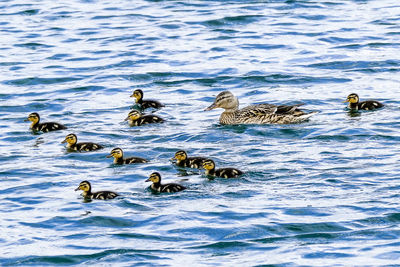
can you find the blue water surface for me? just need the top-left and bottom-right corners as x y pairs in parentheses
(1, 0), (400, 266)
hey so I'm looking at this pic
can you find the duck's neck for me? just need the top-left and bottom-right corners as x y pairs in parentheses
(220, 110), (237, 124)
(205, 168), (215, 176)
(31, 121), (39, 129)
(348, 102), (359, 110)
(114, 157), (124, 164)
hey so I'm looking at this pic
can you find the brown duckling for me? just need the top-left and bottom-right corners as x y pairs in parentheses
(145, 172), (186, 193)
(172, 150), (209, 169)
(344, 93), (383, 111)
(106, 147), (148, 165)
(202, 159), (243, 178)
(75, 180), (118, 200)
(24, 112), (67, 132)
(124, 110), (164, 126)
(130, 89), (164, 109)
(61, 133), (103, 152)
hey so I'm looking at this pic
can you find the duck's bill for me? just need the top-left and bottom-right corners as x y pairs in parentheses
(61, 139), (67, 144)
(106, 154), (113, 158)
(23, 118), (29, 122)
(123, 117), (129, 121)
(74, 187), (80, 191)
(343, 99), (349, 103)
(145, 178), (151, 182)
(129, 94), (134, 98)
(204, 103), (216, 111)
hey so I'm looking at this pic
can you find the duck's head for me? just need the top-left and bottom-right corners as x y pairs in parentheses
(172, 150), (187, 161)
(124, 110), (142, 121)
(344, 93), (359, 104)
(145, 172), (161, 183)
(107, 147), (123, 159)
(61, 133), (77, 145)
(75, 180), (91, 193)
(202, 159), (216, 171)
(130, 89), (143, 103)
(24, 112), (40, 124)
(205, 91), (239, 111)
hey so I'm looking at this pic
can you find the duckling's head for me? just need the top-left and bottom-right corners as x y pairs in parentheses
(345, 93), (359, 104)
(107, 147), (123, 159)
(202, 159), (216, 170)
(124, 110), (142, 121)
(75, 180), (91, 193)
(25, 112), (40, 124)
(145, 172), (161, 183)
(205, 91), (239, 111)
(61, 133), (77, 145)
(173, 150), (187, 161)
(130, 89), (143, 103)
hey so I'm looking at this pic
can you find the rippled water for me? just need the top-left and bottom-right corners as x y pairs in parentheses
(1, 0), (400, 266)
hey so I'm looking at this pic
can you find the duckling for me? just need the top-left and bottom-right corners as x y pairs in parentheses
(24, 112), (67, 132)
(172, 150), (209, 169)
(205, 91), (316, 124)
(61, 133), (103, 152)
(130, 89), (164, 109)
(124, 110), (164, 126)
(106, 147), (148, 164)
(75, 180), (118, 200)
(344, 93), (383, 111)
(202, 159), (243, 178)
(145, 172), (186, 193)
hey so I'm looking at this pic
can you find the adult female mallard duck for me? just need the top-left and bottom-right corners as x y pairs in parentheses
(130, 89), (164, 109)
(344, 93), (384, 111)
(172, 150), (209, 169)
(124, 110), (164, 126)
(106, 147), (148, 164)
(202, 159), (243, 178)
(24, 112), (67, 132)
(75, 180), (118, 200)
(61, 133), (103, 152)
(145, 172), (186, 193)
(205, 91), (316, 124)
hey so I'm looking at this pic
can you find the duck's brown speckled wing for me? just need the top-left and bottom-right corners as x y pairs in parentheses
(160, 183), (186, 193)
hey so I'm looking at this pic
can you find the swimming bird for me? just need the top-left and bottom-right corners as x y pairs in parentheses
(130, 89), (164, 109)
(106, 147), (148, 164)
(202, 159), (243, 178)
(24, 112), (67, 132)
(75, 180), (118, 200)
(124, 110), (164, 126)
(205, 91), (316, 124)
(145, 172), (186, 193)
(61, 133), (103, 152)
(172, 150), (209, 169)
(344, 93), (383, 111)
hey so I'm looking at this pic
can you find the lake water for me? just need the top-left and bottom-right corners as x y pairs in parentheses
(1, 0), (400, 266)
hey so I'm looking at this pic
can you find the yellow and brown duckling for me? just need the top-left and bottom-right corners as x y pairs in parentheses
(145, 172), (186, 193)
(202, 159), (243, 178)
(172, 150), (209, 169)
(24, 112), (67, 132)
(130, 89), (164, 109)
(75, 180), (119, 200)
(61, 133), (104, 152)
(106, 147), (148, 165)
(205, 91), (316, 124)
(344, 93), (384, 111)
(124, 110), (164, 126)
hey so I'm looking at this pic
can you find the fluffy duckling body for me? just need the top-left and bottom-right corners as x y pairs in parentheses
(205, 91), (316, 124)
(25, 112), (67, 132)
(107, 147), (148, 164)
(130, 89), (164, 109)
(344, 93), (383, 111)
(125, 110), (164, 126)
(62, 133), (103, 152)
(202, 159), (243, 178)
(146, 172), (186, 193)
(75, 180), (118, 200)
(172, 150), (209, 169)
